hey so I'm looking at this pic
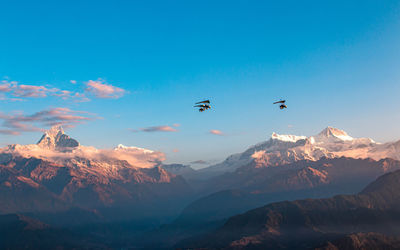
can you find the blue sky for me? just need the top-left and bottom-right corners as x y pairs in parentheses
(1, 0), (400, 166)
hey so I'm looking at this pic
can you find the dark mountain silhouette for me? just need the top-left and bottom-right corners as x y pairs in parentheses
(316, 233), (400, 250)
(141, 157), (400, 248)
(0, 155), (192, 223)
(178, 169), (400, 249)
(0, 214), (104, 249)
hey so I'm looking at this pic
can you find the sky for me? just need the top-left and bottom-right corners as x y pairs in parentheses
(0, 0), (400, 167)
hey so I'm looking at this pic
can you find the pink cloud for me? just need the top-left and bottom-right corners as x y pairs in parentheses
(209, 129), (224, 136)
(70, 80), (77, 84)
(0, 81), (14, 92)
(85, 80), (126, 99)
(139, 125), (178, 133)
(53, 90), (90, 102)
(12, 84), (58, 98)
(0, 107), (97, 135)
(0, 79), (90, 102)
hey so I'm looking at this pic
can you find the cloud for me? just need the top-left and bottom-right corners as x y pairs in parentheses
(0, 107), (97, 135)
(190, 160), (208, 165)
(12, 84), (58, 98)
(85, 79), (126, 99)
(2, 143), (165, 169)
(209, 129), (224, 136)
(70, 80), (77, 84)
(0, 80), (15, 92)
(53, 90), (90, 102)
(0, 129), (20, 135)
(0, 80), (89, 102)
(134, 125), (178, 133)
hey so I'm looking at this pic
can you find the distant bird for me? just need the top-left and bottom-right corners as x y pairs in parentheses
(195, 100), (211, 112)
(279, 104), (287, 110)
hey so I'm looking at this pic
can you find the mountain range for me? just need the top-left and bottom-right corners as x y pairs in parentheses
(2, 125), (400, 248)
(198, 127), (400, 178)
(0, 126), (191, 223)
(179, 169), (400, 249)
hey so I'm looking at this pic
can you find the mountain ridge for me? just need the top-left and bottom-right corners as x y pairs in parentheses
(198, 127), (397, 178)
(178, 169), (400, 249)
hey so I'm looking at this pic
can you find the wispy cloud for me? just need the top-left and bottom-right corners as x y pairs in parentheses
(12, 84), (58, 98)
(209, 129), (224, 136)
(0, 80), (15, 92)
(53, 90), (90, 102)
(130, 123), (180, 133)
(190, 160), (208, 165)
(0, 80), (89, 102)
(139, 125), (178, 133)
(0, 107), (98, 135)
(85, 79), (126, 99)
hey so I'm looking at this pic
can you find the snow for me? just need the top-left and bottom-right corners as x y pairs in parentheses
(1, 126), (164, 169)
(271, 132), (307, 142)
(115, 144), (154, 154)
(201, 126), (388, 175)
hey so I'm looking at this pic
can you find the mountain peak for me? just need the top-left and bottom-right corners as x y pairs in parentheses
(45, 125), (64, 138)
(316, 127), (353, 141)
(37, 125), (79, 150)
(270, 132), (306, 143)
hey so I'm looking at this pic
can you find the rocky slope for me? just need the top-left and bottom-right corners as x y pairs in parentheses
(199, 127), (400, 178)
(0, 126), (192, 222)
(180, 169), (400, 249)
(0, 214), (104, 249)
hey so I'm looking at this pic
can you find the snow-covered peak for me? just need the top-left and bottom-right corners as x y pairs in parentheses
(37, 125), (79, 149)
(114, 144), (154, 154)
(271, 132), (307, 143)
(46, 125), (64, 138)
(314, 127), (354, 142)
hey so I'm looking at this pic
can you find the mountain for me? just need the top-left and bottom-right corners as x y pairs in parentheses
(316, 233), (400, 250)
(144, 157), (400, 248)
(0, 126), (192, 223)
(204, 157), (400, 194)
(36, 125), (79, 150)
(161, 163), (198, 180)
(179, 169), (400, 249)
(198, 127), (400, 178)
(0, 213), (104, 249)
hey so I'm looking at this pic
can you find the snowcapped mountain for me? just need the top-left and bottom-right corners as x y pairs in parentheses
(0, 126), (191, 217)
(2, 126), (164, 169)
(200, 127), (397, 177)
(36, 125), (79, 150)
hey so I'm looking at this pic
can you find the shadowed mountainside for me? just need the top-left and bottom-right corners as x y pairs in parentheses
(178, 169), (400, 249)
